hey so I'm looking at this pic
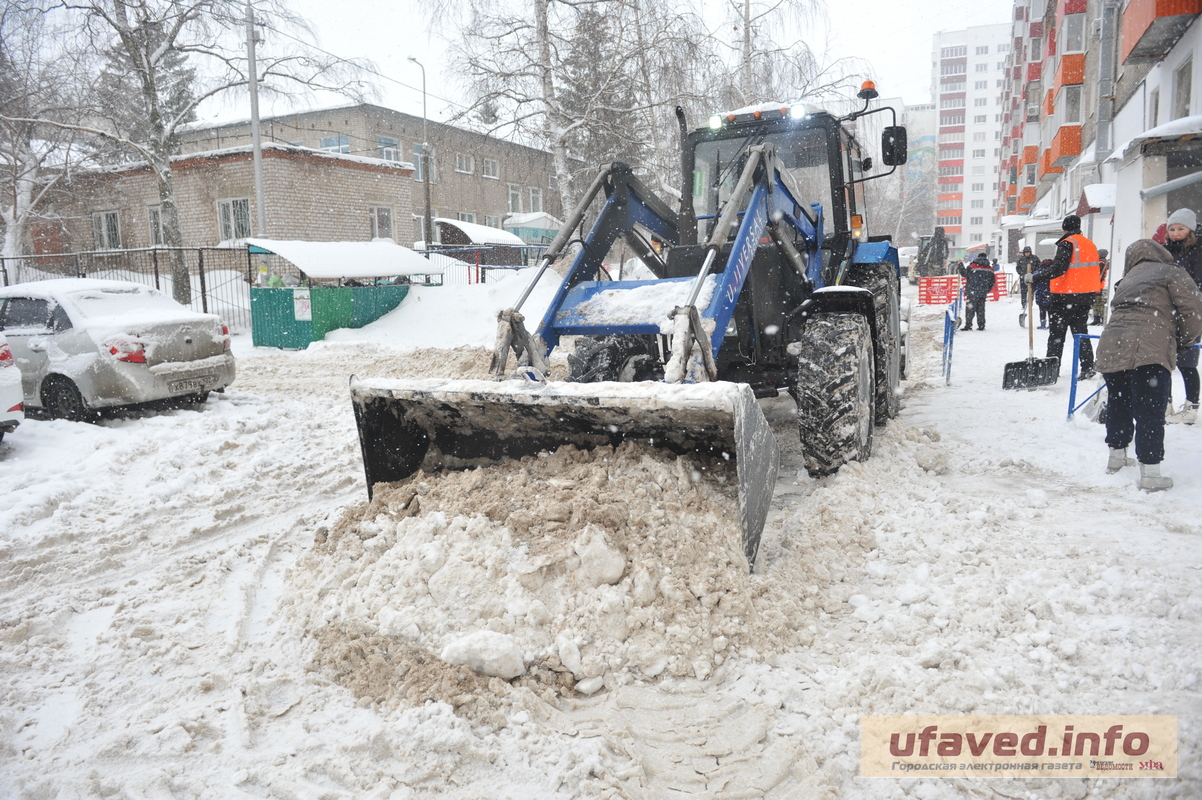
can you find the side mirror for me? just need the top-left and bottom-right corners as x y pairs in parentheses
(882, 126), (908, 166)
(861, 157), (873, 172)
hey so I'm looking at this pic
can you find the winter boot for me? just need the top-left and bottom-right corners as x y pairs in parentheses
(1138, 463), (1173, 492)
(1106, 448), (1136, 474)
(1166, 402), (1199, 425)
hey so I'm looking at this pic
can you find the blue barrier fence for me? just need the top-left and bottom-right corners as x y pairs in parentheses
(1067, 334), (1202, 421)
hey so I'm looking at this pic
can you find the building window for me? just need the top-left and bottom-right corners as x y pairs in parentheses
(455, 153), (475, 174)
(1148, 89), (1160, 129)
(938, 132), (965, 143)
(975, 63), (988, 73)
(941, 97), (966, 109)
(941, 63), (967, 76)
(1060, 85), (1083, 124)
(974, 114), (987, 123)
(1060, 13), (1085, 53)
(482, 158), (499, 179)
(217, 198), (251, 242)
(971, 182), (985, 191)
(147, 206), (164, 246)
(941, 46), (967, 58)
(976, 45), (989, 55)
(942, 81), (966, 92)
(941, 113), (966, 125)
(971, 199), (985, 208)
(377, 136), (400, 161)
(507, 183), (522, 214)
(92, 211), (121, 250)
(483, 214), (501, 228)
(998, 43), (1011, 53)
(938, 165), (964, 177)
(971, 166), (985, 175)
(974, 80), (988, 89)
(973, 97), (987, 107)
(527, 187), (543, 214)
(937, 197), (961, 209)
(970, 233), (984, 241)
(412, 144), (436, 182)
(1172, 59), (1193, 120)
(1029, 38), (1042, 61)
(1025, 164), (1036, 185)
(973, 132), (986, 141)
(319, 134), (350, 153)
(457, 211), (476, 223)
(370, 206), (393, 240)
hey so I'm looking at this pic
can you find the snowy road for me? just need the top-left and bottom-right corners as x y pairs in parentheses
(0, 286), (1198, 798)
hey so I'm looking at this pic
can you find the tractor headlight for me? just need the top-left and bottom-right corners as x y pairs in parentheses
(708, 115), (722, 130)
(790, 105), (807, 120)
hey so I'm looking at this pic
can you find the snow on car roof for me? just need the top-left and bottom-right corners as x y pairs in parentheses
(0, 278), (164, 300)
(0, 278), (218, 331)
(435, 218), (526, 247)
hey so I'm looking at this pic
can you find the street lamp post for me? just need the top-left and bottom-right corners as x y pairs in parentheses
(408, 56), (434, 251)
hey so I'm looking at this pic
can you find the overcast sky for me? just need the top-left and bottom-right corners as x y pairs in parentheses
(200, 0), (1015, 125)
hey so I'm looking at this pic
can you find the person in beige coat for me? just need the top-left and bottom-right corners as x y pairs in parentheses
(1095, 239), (1202, 490)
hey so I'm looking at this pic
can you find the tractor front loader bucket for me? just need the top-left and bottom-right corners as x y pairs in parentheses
(350, 378), (780, 568)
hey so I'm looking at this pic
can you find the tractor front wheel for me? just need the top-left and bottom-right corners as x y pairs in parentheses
(790, 313), (875, 477)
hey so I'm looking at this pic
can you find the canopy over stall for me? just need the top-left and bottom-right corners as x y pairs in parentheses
(246, 238), (443, 280)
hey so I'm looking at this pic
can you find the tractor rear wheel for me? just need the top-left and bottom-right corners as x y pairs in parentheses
(567, 335), (663, 383)
(847, 265), (901, 423)
(790, 313), (875, 477)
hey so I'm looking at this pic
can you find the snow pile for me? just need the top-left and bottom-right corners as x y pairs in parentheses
(567, 275), (717, 333)
(285, 441), (827, 720)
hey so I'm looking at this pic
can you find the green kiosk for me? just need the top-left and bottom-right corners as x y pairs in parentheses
(246, 239), (444, 349)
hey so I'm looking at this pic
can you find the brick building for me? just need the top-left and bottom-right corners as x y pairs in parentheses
(177, 104), (566, 244)
(996, 0), (1200, 265)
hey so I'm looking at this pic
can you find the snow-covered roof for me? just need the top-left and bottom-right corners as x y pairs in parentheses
(999, 214), (1028, 229)
(84, 143), (414, 176)
(435, 218), (525, 247)
(245, 239), (442, 278)
(724, 101), (830, 118)
(504, 211), (564, 229)
(1108, 114), (1202, 162)
(1082, 183), (1116, 209)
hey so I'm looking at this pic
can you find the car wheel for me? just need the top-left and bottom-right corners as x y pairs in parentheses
(42, 376), (96, 422)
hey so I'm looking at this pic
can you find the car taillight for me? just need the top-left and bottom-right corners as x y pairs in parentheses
(110, 344), (147, 363)
(221, 324), (231, 352)
(0, 343), (12, 365)
(7, 402), (22, 413)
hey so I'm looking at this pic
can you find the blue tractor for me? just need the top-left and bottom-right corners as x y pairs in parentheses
(352, 85), (908, 569)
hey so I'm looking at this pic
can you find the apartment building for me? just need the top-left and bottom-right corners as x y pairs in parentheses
(178, 104), (566, 245)
(996, 0), (1199, 264)
(932, 24), (1014, 257)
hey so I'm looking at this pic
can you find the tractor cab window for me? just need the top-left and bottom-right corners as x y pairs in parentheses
(693, 125), (834, 236)
(843, 132), (866, 225)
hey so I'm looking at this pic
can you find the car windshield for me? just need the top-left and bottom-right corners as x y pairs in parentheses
(693, 125), (833, 232)
(66, 287), (185, 318)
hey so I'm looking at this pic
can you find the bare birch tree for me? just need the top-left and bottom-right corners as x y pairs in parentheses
(0, 6), (87, 268)
(4, 0), (366, 301)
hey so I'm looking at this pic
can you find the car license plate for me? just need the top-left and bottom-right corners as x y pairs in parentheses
(169, 375), (216, 393)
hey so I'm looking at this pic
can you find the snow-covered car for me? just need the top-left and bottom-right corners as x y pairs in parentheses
(0, 279), (235, 420)
(0, 331), (24, 441)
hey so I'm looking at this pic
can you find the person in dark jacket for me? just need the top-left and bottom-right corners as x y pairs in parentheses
(1163, 208), (1202, 424)
(1095, 239), (1202, 490)
(1026, 215), (1103, 377)
(959, 252), (997, 330)
(1033, 259), (1054, 328)
(1015, 246), (1040, 319)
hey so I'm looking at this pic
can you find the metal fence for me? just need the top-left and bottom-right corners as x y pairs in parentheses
(0, 248), (255, 332)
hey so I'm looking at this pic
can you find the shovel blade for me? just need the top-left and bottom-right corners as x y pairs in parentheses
(350, 377), (780, 568)
(1002, 356), (1060, 390)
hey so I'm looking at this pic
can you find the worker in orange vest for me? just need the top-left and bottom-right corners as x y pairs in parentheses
(1025, 214), (1103, 378)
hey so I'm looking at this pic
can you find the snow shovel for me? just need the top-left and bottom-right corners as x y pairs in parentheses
(1003, 266), (1059, 390)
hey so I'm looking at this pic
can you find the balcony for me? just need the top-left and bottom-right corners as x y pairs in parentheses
(1053, 53), (1086, 92)
(1021, 145), (1039, 165)
(1027, 62), (1043, 81)
(1121, 0), (1202, 62)
(1018, 186), (1037, 212)
(1049, 125), (1083, 166)
(1038, 147), (1065, 180)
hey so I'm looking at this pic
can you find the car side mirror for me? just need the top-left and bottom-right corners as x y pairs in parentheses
(861, 157), (873, 172)
(882, 126), (908, 166)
